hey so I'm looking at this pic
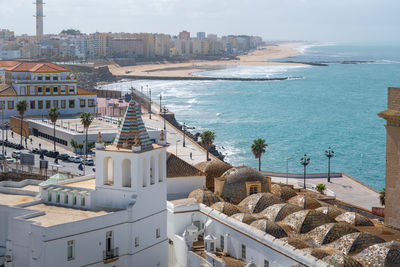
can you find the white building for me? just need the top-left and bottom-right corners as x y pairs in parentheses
(0, 100), (168, 267)
(0, 61), (97, 119)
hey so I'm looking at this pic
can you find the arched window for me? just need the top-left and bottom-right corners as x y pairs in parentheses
(142, 159), (147, 187)
(122, 159), (132, 187)
(104, 157), (114, 185)
(150, 156), (155, 185)
(158, 153), (163, 182)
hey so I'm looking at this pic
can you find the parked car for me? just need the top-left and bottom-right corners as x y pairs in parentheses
(5, 156), (14, 163)
(0, 154), (5, 161)
(56, 153), (70, 161)
(12, 151), (21, 159)
(68, 156), (81, 163)
(81, 159), (94, 166)
(45, 151), (59, 158)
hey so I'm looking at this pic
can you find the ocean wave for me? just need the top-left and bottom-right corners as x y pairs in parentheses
(295, 42), (336, 54)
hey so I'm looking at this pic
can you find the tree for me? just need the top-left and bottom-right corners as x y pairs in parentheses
(380, 188), (385, 206)
(16, 100), (28, 147)
(251, 138), (267, 171)
(80, 112), (93, 160)
(200, 131), (215, 161)
(48, 107), (60, 152)
(316, 184), (326, 194)
(70, 139), (78, 155)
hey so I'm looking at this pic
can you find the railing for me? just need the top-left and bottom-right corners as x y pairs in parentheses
(103, 247), (119, 261)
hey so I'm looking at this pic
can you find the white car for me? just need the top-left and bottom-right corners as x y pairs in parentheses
(68, 156), (81, 163)
(5, 156), (14, 163)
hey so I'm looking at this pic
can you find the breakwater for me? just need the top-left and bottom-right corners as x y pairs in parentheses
(116, 75), (302, 81)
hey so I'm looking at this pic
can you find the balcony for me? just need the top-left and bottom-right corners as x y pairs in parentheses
(103, 247), (119, 264)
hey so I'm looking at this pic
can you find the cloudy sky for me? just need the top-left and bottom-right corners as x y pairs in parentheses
(1, 0), (399, 42)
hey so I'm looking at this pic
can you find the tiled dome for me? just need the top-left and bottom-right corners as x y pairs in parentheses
(238, 193), (283, 213)
(288, 195), (322, 209)
(326, 232), (386, 255)
(211, 202), (242, 216)
(315, 206), (343, 220)
(322, 254), (363, 267)
(303, 223), (359, 248)
(221, 166), (265, 183)
(302, 247), (338, 260)
(335, 212), (374, 227)
(195, 160), (232, 189)
(257, 203), (302, 222)
(250, 219), (288, 239)
(270, 184), (297, 201)
(279, 210), (335, 234)
(188, 188), (223, 206)
(281, 237), (312, 250)
(355, 241), (400, 266)
(230, 213), (257, 225)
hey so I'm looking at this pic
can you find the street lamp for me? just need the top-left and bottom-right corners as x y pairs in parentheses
(175, 140), (181, 156)
(325, 146), (334, 182)
(159, 94), (162, 113)
(162, 106), (167, 131)
(285, 157), (292, 184)
(300, 154), (310, 189)
(183, 123), (186, 147)
(149, 87), (152, 119)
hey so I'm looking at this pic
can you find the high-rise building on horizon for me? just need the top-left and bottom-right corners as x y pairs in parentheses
(178, 30), (190, 40)
(34, 0), (44, 43)
(196, 32), (206, 39)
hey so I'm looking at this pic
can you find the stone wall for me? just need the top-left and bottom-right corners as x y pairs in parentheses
(388, 87), (400, 111)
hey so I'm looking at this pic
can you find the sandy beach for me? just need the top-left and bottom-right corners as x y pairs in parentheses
(108, 42), (305, 78)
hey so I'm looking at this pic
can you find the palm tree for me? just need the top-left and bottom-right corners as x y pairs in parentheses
(80, 112), (93, 160)
(251, 138), (267, 171)
(16, 100), (28, 147)
(380, 188), (385, 206)
(200, 131), (215, 161)
(48, 107), (60, 152)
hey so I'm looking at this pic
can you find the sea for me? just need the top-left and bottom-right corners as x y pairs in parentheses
(102, 42), (400, 190)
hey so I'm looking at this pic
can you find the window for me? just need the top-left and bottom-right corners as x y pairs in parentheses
(53, 76), (58, 81)
(73, 194), (77, 205)
(56, 192), (60, 203)
(61, 100), (66, 109)
(241, 244), (246, 259)
(106, 231), (113, 254)
(30, 101), (35, 109)
(264, 259), (269, 267)
(135, 237), (139, 247)
(220, 235), (224, 251)
(81, 195), (85, 206)
(45, 87), (51, 94)
(156, 228), (160, 238)
(64, 194), (68, 204)
(38, 100), (43, 109)
(80, 99), (86, 108)
(246, 182), (261, 196)
(20, 87), (26, 95)
(45, 75), (51, 81)
(0, 101), (4, 110)
(37, 86), (43, 94)
(45, 100), (51, 109)
(53, 86), (58, 94)
(67, 240), (75, 261)
(210, 242), (214, 252)
(38, 75), (43, 81)
(249, 185), (259, 195)
(88, 99), (95, 107)
(53, 100), (58, 108)
(69, 86), (75, 94)
(61, 86), (66, 94)
(69, 100), (75, 108)
(7, 101), (14, 110)
(48, 191), (52, 202)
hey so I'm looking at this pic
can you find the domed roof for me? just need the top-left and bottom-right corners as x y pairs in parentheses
(250, 219), (288, 239)
(245, 260), (257, 267)
(279, 210), (335, 234)
(188, 188), (223, 206)
(303, 223), (359, 247)
(211, 202), (242, 216)
(355, 241), (400, 267)
(288, 195), (321, 210)
(238, 193), (283, 213)
(271, 184), (297, 201)
(326, 232), (386, 255)
(322, 254), (362, 267)
(281, 237), (312, 250)
(230, 213), (257, 225)
(302, 247), (338, 260)
(257, 203), (302, 222)
(315, 206), (343, 220)
(335, 212), (374, 227)
(220, 166), (266, 183)
(195, 160), (232, 188)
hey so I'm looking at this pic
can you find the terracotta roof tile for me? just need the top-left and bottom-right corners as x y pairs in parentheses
(0, 84), (17, 96)
(167, 153), (206, 178)
(6, 62), (69, 72)
(0, 60), (19, 68)
(77, 88), (97, 95)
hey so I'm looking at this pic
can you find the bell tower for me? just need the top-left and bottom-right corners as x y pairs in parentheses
(378, 87), (400, 229)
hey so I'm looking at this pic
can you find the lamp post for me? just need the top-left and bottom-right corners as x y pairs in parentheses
(175, 140), (181, 156)
(159, 94), (162, 113)
(162, 106), (167, 131)
(182, 123), (186, 147)
(1, 102), (4, 155)
(300, 154), (310, 189)
(325, 146), (334, 182)
(149, 87), (152, 119)
(285, 157), (291, 185)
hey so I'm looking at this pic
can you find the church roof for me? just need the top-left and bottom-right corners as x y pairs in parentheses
(166, 153), (205, 178)
(6, 61), (69, 73)
(113, 100), (153, 151)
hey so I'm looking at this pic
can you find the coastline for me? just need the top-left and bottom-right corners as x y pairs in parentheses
(108, 42), (307, 78)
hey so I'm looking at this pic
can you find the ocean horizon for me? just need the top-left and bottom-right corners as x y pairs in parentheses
(102, 42), (400, 190)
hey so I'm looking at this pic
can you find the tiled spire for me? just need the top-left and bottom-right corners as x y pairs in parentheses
(114, 100), (153, 151)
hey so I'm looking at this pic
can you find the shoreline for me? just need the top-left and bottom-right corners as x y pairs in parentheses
(108, 42), (307, 78)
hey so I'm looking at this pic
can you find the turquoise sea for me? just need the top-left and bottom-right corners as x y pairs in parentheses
(106, 43), (400, 190)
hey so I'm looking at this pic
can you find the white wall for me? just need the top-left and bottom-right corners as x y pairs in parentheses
(167, 176), (205, 200)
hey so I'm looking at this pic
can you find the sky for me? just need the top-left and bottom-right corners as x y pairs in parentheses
(1, 0), (399, 42)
